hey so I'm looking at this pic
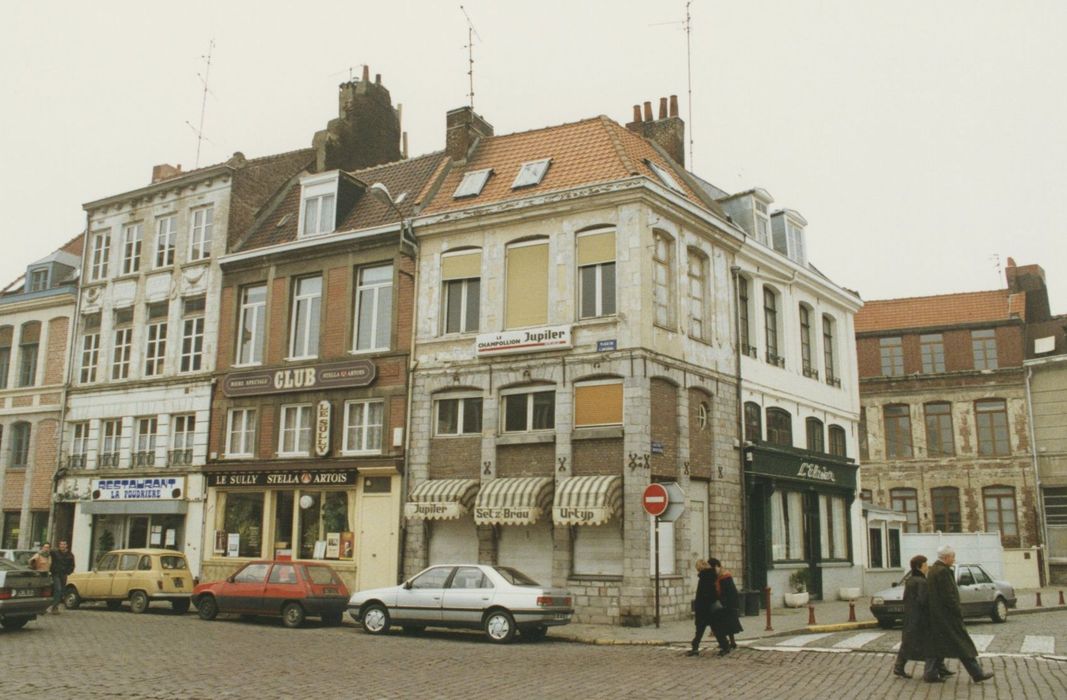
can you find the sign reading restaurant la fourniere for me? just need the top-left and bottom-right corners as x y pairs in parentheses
(222, 359), (376, 397)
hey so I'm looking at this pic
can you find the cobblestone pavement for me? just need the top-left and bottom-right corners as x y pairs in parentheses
(3, 607), (1066, 699)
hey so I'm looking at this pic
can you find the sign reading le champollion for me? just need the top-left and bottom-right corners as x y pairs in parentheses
(476, 325), (572, 356)
(223, 359), (376, 397)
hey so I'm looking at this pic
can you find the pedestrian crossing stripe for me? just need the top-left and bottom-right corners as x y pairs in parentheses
(832, 632), (885, 649)
(717, 632), (1057, 658)
(971, 634), (994, 652)
(776, 633), (834, 647)
(1020, 636), (1055, 654)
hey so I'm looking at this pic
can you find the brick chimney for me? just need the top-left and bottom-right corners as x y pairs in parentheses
(446, 106), (494, 163)
(626, 94), (685, 167)
(1005, 258), (1051, 322)
(312, 65), (403, 172)
(151, 163), (183, 183)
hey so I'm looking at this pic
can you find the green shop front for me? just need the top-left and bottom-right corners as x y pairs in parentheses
(744, 444), (861, 604)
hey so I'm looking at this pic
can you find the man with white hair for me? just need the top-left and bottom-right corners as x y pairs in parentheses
(924, 545), (994, 683)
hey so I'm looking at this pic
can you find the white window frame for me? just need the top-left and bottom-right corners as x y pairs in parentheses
(155, 215), (177, 268)
(342, 400), (384, 455)
(500, 387), (556, 433)
(144, 320), (168, 377)
(112, 326), (132, 380)
(453, 168), (493, 198)
(136, 417), (158, 453)
(100, 418), (123, 465)
(297, 172), (340, 239)
(180, 298), (206, 374)
(301, 193), (336, 237)
(754, 200), (771, 246)
(652, 231), (674, 329)
(578, 261), (615, 320)
(236, 284), (267, 366)
(278, 404), (313, 456)
(188, 206), (214, 261)
(686, 250), (708, 340)
(511, 159), (551, 189)
(433, 392), (483, 436)
(121, 223), (143, 275)
(226, 408), (256, 458)
(80, 332), (100, 383)
(353, 264), (392, 353)
(171, 414), (195, 451)
(29, 268), (49, 291)
(289, 276), (322, 360)
(442, 277), (480, 335)
(71, 422), (89, 457)
(90, 231), (110, 281)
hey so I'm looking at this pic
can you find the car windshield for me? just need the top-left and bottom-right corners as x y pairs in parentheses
(493, 567), (540, 586)
(3, 551), (35, 567)
(0, 558), (26, 571)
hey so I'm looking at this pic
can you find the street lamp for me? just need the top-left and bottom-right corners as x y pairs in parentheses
(367, 182), (417, 254)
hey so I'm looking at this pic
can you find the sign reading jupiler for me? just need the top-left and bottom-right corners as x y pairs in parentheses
(222, 359), (376, 397)
(475, 325), (572, 356)
(796, 462), (836, 482)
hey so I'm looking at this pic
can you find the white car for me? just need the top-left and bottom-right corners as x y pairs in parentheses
(348, 564), (574, 643)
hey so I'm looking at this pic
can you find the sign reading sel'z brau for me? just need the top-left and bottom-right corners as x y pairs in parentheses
(207, 470), (358, 488)
(223, 360), (376, 397)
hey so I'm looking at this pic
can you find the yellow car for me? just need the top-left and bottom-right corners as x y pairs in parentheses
(64, 548), (192, 614)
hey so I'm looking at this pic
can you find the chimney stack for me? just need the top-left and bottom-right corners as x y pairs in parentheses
(312, 64), (403, 172)
(1006, 258), (1051, 322)
(151, 163), (183, 183)
(446, 106), (494, 162)
(626, 94), (686, 167)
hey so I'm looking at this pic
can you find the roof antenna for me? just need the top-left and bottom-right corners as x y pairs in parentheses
(186, 38), (215, 169)
(651, 3), (696, 168)
(460, 5), (482, 110)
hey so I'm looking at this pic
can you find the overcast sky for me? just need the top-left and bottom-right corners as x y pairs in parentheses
(2, 1), (1064, 308)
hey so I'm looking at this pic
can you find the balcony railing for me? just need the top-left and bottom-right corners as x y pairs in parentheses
(98, 452), (120, 468)
(168, 449), (193, 467)
(134, 451), (156, 467)
(766, 351), (786, 368)
(825, 374), (842, 388)
(741, 344), (758, 359)
(67, 454), (87, 469)
(803, 366), (820, 380)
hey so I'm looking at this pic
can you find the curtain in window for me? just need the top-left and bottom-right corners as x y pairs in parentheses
(771, 492), (787, 560)
(787, 492), (805, 559)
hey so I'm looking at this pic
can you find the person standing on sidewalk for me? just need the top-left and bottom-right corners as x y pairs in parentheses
(924, 545), (993, 684)
(893, 554), (934, 679)
(687, 559), (716, 657)
(49, 540), (75, 613)
(708, 558), (743, 657)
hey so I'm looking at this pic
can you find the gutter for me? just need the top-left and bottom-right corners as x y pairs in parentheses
(731, 264), (750, 588)
(1024, 366), (1050, 586)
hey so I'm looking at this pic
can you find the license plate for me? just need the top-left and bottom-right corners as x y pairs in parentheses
(174, 578), (184, 587)
(324, 587), (337, 595)
(554, 613), (569, 620)
(15, 589), (36, 597)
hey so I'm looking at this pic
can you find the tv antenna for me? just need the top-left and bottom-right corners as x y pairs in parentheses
(651, 2), (695, 167)
(185, 38), (216, 168)
(460, 5), (482, 110)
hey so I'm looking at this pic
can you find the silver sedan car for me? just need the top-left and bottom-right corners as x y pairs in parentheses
(348, 564), (574, 643)
(870, 563), (1017, 628)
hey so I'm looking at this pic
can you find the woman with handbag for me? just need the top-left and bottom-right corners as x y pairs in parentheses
(708, 558), (743, 656)
(687, 559), (716, 656)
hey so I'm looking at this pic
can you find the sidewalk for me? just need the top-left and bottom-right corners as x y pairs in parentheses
(553, 586), (1067, 647)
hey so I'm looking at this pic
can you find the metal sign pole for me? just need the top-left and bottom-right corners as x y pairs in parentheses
(654, 515), (661, 628)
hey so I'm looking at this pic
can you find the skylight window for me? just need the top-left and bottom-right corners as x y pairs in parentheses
(512, 159), (551, 189)
(453, 168), (493, 198)
(645, 159), (684, 194)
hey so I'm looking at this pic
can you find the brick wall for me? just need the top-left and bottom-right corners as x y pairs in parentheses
(496, 443), (554, 477)
(428, 437), (480, 479)
(43, 316), (69, 385)
(323, 266), (350, 357)
(266, 277), (289, 365)
(572, 438), (624, 476)
(31, 419), (57, 508)
(650, 378), (678, 478)
(216, 285), (235, 372)
(688, 387), (713, 479)
(859, 324), (1025, 379)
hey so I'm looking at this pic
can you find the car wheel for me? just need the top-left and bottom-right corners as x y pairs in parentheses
(196, 595), (218, 621)
(321, 612), (343, 626)
(172, 599), (190, 615)
(991, 597), (1009, 623)
(484, 609), (517, 644)
(282, 602), (306, 629)
(523, 625), (548, 641)
(129, 591), (149, 614)
(1, 617), (29, 630)
(106, 600), (122, 611)
(63, 587), (81, 610)
(875, 617), (894, 629)
(362, 603), (390, 635)
(402, 625), (426, 634)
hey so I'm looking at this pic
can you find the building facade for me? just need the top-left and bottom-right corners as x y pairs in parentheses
(0, 236), (82, 549)
(855, 260), (1045, 585)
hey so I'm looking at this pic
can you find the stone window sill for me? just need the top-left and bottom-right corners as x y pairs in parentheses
(572, 426), (624, 441)
(495, 432), (555, 446)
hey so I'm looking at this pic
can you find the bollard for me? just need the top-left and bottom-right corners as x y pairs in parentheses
(1059, 590), (1065, 606)
(764, 586), (774, 632)
(1036, 591), (1043, 607)
(848, 601), (856, 623)
(808, 605), (816, 625)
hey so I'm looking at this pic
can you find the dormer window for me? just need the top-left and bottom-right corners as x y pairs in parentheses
(453, 168), (492, 198)
(298, 172), (340, 238)
(754, 201), (771, 246)
(645, 159), (684, 194)
(28, 268), (49, 292)
(512, 159), (550, 189)
(770, 210), (808, 265)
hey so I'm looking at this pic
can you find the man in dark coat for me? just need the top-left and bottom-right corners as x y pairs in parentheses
(894, 554), (934, 679)
(924, 546), (993, 683)
(707, 558), (743, 657)
(687, 559), (716, 656)
(49, 540), (76, 613)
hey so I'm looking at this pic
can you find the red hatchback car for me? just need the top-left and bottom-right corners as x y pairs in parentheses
(192, 560), (349, 628)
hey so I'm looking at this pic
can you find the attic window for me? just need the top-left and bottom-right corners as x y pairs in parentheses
(298, 171), (340, 238)
(453, 168), (493, 198)
(512, 159), (551, 189)
(28, 268), (50, 292)
(645, 159), (684, 194)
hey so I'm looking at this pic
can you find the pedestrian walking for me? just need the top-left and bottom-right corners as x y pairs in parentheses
(49, 540), (75, 613)
(893, 554), (936, 679)
(28, 543), (52, 572)
(924, 545), (993, 683)
(687, 559), (716, 656)
(708, 558), (743, 657)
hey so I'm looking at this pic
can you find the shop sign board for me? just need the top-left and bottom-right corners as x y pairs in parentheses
(315, 401), (331, 457)
(475, 325), (572, 356)
(206, 469), (358, 488)
(222, 359), (376, 397)
(404, 502), (467, 520)
(91, 477), (184, 501)
(473, 505), (541, 526)
(744, 445), (857, 490)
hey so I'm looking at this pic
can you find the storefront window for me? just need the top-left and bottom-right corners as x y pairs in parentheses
(298, 491), (348, 559)
(771, 491), (805, 561)
(299, 492), (322, 559)
(819, 495), (848, 560)
(224, 492), (264, 557)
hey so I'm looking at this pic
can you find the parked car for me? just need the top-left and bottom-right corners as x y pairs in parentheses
(348, 564), (574, 644)
(870, 563), (1017, 628)
(0, 558), (53, 630)
(64, 548), (192, 614)
(192, 560), (350, 628)
(0, 549), (38, 568)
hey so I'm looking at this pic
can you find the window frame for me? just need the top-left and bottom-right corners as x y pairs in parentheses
(433, 393), (484, 437)
(288, 275), (322, 360)
(890, 487), (919, 533)
(301, 192), (337, 237)
(743, 401), (762, 442)
(738, 275), (753, 356)
(442, 277), (481, 334)
(278, 404), (314, 457)
(805, 417), (824, 453)
(920, 333), (946, 373)
(226, 408), (257, 458)
(799, 304), (814, 377)
(180, 297), (206, 373)
(121, 222), (143, 275)
(188, 206), (214, 261)
(822, 314), (838, 384)
(500, 387), (556, 433)
(9, 422), (31, 468)
(99, 419), (123, 467)
(883, 404), (914, 459)
(975, 399), (1010, 456)
(879, 336), (905, 377)
(155, 215), (177, 268)
(931, 486), (962, 533)
(982, 485), (1018, 539)
(342, 399), (385, 455)
(353, 264), (393, 353)
(652, 231), (674, 329)
(763, 286), (782, 366)
(765, 407), (792, 447)
(144, 316), (168, 377)
(89, 231), (111, 281)
(924, 402), (955, 457)
(686, 249), (708, 340)
(971, 329), (998, 370)
(80, 330), (100, 384)
(828, 424), (847, 458)
(236, 283), (267, 366)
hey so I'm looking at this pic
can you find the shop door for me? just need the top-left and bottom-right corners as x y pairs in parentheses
(127, 517), (149, 549)
(357, 494), (395, 591)
(803, 492), (823, 600)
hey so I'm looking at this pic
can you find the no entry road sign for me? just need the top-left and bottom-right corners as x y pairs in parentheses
(642, 483), (669, 517)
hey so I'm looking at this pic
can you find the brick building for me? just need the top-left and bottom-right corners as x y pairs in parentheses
(855, 259), (1047, 584)
(202, 70), (438, 592)
(0, 235), (82, 549)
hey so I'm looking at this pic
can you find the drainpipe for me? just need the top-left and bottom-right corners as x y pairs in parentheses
(398, 219), (419, 584)
(1024, 365), (1050, 587)
(730, 265), (749, 587)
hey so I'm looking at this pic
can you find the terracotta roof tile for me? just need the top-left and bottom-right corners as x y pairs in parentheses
(855, 289), (1023, 334)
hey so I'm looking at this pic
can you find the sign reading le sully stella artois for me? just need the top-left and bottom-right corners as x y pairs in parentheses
(476, 325), (572, 356)
(207, 470), (358, 488)
(223, 359), (376, 397)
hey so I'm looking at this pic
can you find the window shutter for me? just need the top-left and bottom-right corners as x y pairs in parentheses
(505, 242), (548, 328)
(441, 250), (482, 280)
(576, 231), (615, 266)
(574, 383), (623, 426)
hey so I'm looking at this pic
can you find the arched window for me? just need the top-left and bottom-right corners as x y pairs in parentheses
(10, 422), (31, 468)
(822, 314), (838, 385)
(17, 321), (40, 387)
(805, 417), (824, 452)
(766, 408), (792, 447)
(505, 237), (549, 329)
(931, 487), (961, 533)
(737, 275), (753, 356)
(577, 227), (616, 320)
(799, 304), (814, 377)
(890, 487), (919, 532)
(828, 424), (847, 457)
(652, 230), (674, 328)
(763, 286), (782, 366)
(686, 248), (709, 340)
(883, 404), (913, 459)
(0, 325), (12, 389)
(744, 402), (762, 442)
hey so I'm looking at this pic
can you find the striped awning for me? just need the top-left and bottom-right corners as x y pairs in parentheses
(552, 475), (623, 526)
(473, 477), (554, 526)
(404, 478), (480, 521)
